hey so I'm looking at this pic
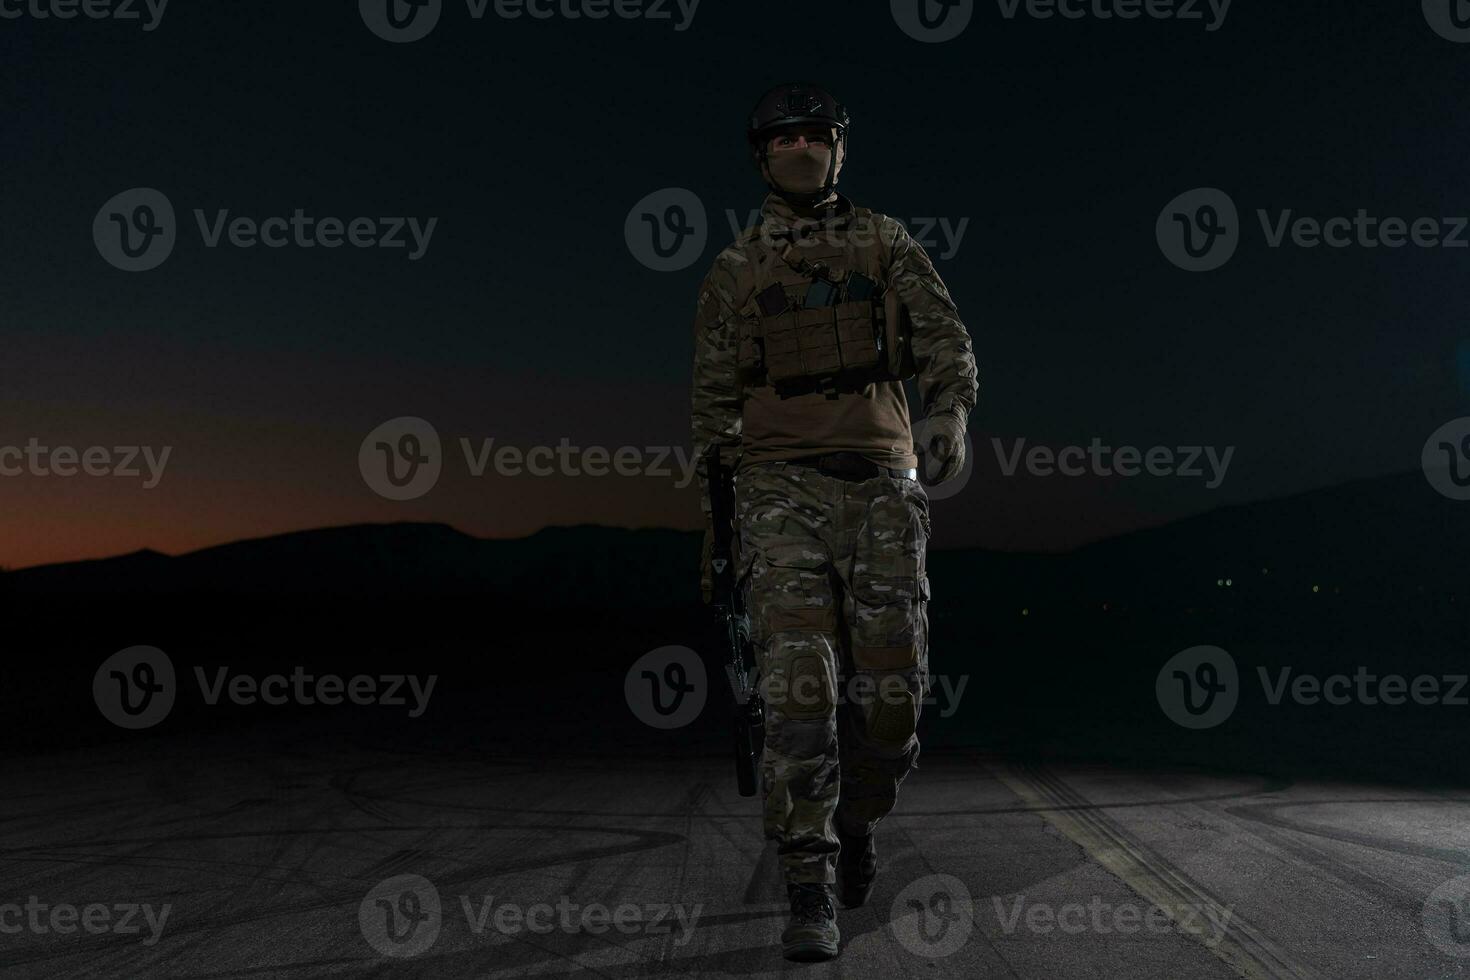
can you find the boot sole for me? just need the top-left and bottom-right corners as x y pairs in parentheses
(783, 937), (840, 962)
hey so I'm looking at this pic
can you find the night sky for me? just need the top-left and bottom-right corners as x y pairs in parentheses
(2, 1), (1466, 569)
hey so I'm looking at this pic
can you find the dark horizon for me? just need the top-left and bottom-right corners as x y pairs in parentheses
(1, 461), (1436, 573)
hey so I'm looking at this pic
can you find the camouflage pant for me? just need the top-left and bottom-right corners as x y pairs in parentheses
(736, 460), (932, 886)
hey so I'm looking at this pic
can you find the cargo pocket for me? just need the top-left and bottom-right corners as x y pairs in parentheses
(849, 495), (924, 670)
(753, 540), (836, 721)
(756, 540), (835, 636)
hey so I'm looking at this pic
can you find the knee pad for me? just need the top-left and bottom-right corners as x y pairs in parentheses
(853, 669), (921, 751)
(762, 632), (837, 721)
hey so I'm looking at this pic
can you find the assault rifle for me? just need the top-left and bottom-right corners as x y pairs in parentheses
(704, 444), (764, 797)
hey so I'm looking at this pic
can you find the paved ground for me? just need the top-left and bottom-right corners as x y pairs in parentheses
(3, 726), (1470, 978)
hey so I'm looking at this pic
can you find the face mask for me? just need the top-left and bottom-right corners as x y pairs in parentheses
(767, 146), (834, 196)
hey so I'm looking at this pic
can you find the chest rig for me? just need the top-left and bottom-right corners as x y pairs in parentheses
(736, 207), (915, 399)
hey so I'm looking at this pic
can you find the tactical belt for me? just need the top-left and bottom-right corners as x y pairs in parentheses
(788, 452), (917, 482)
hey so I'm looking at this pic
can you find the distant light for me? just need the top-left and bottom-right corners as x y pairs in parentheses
(1262, 568), (1269, 575)
(1021, 608), (1029, 616)
(1312, 585), (1320, 593)
(1102, 602), (1110, 612)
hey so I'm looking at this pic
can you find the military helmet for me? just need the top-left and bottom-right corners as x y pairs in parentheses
(746, 82), (849, 150)
(746, 82), (849, 202)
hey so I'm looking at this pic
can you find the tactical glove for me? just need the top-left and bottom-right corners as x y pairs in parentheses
(920, 408), (968, 485)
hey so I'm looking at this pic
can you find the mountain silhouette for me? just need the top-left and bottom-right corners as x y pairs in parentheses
(1, 470), (1460, 619)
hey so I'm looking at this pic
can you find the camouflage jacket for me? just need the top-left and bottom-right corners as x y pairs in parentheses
(691, 192), (978, 523)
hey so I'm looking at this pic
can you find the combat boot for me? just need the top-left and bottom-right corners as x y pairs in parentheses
(836, 831), (877, 909)
(781, 882), (839, 961)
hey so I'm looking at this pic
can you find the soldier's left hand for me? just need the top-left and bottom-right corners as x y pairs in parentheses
(923, 408), (968, 484)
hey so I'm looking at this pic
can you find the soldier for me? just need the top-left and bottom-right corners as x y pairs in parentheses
(691, 82), (978, 961)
